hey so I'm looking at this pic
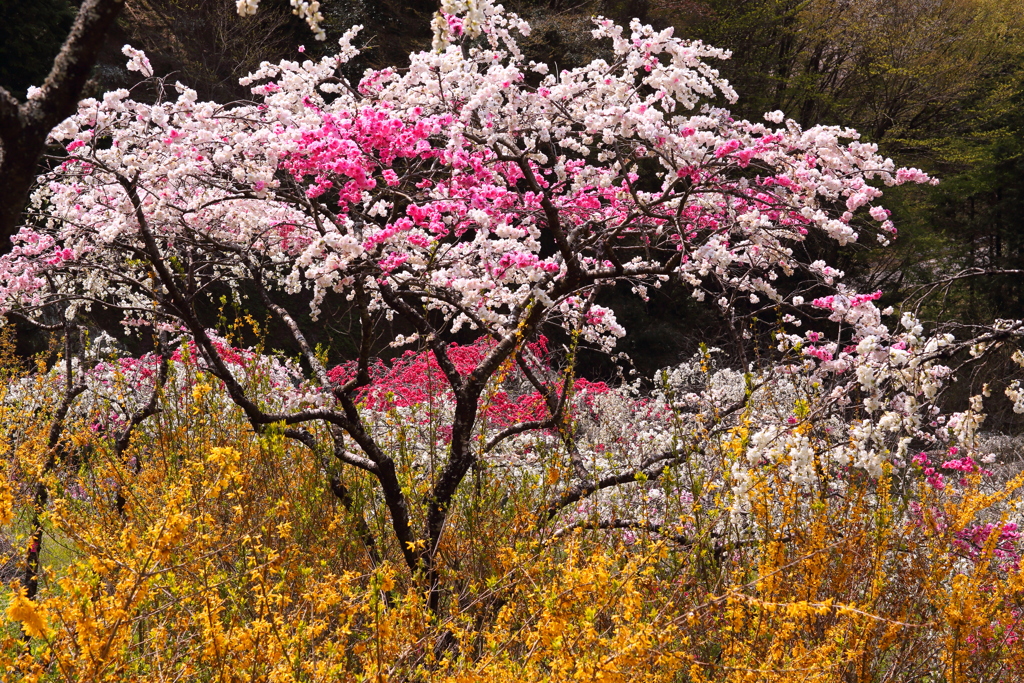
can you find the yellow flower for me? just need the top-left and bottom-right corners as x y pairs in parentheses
(0, 478), (12, 527)
(6, 588), (49, 638)
(191, 382), (212, 402)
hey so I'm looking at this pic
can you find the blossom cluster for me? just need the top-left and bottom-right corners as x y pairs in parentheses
(2, 3), (932, 345)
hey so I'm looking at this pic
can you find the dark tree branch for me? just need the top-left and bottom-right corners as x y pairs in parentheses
(377, 281), (465, 396)
(23, 324), (86, 608)
(0, 0), (126, 246)
(113, 335), (170, 459)
(283, 426), (385, 572)
(551, 520), (788, 556)
(350, 276), (374, 389)
(116, 172), (423, 575)
(251, 270), (334, 389)
(484, 420), (554, 452)
(114, 334), (171, 516)
(540, 450), (688, 523)
(2, 311), (63, 331)
(551, 519), (694, 545)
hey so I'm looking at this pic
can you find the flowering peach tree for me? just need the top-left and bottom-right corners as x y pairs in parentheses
(2, 0), (1023, 612)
